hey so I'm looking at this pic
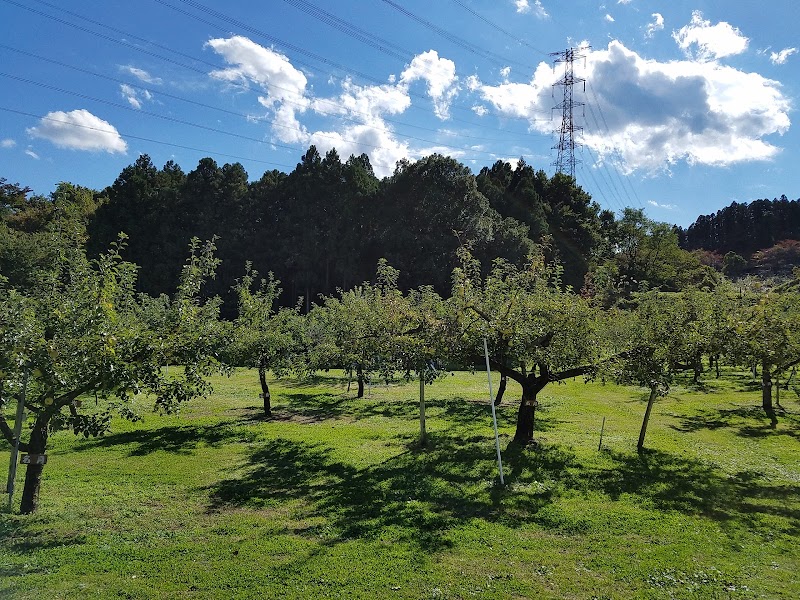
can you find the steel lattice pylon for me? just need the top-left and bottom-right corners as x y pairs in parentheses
(551, 47), (587, 178)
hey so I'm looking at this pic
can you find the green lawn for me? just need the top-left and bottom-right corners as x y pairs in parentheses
(1, 369), (798, 599)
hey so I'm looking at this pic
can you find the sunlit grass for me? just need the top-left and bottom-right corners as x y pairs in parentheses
(1, 368), (798, 598)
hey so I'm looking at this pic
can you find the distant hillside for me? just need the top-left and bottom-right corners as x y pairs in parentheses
(678, 195), (800, 256)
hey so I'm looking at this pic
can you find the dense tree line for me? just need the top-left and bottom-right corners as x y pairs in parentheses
(679, 195), (800, 260)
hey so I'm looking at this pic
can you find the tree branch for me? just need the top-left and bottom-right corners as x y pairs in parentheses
(550, 365), (596, 382)
(486, 357), (525, 386)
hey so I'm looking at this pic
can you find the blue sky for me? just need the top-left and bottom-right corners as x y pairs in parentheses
(1, 0), (797, 226)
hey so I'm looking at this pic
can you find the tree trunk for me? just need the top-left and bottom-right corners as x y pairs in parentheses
(513, 385), (538, 445)
(762, 360), (778, 428)
(637, 386), (658, 453)
(419, 375), (426, 447)
(693, 352), (703, 384)
(258, 358), (271, 417)
(762, 360), (773, 412)
(494, 374), (507, 406)
(20, 414), (49, 514)
(715, 355), (720, 378)
(357, 368), (365, 398)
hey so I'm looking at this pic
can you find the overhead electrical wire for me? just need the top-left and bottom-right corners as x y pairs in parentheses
(578, 146), (625, 212)
(0, 106), (296, 168)
(1, 70), (528, 160)
(448, 0), (549, 57)
(584, 106), (631, 206)
(158, 0), (549, 124)
(587, 80), (644, 208)
(2, 0), (564, 173)
(280, 0), (412, 63)
(0, 45), (544, 155)
(15, 0), (549, 140)
(377, 0), (534, 71)
(279, 0), (547, 94)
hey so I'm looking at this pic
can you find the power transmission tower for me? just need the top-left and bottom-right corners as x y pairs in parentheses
(550, 47), (587, 178)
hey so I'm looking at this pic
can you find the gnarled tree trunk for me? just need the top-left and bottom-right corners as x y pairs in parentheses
(20, 413), (49, 514)
(357, 367), (365, 398)
(258, 357), (271, 417)
(637, 385), (658, 453)
(513, 385), (538, 445)
(762, 358), (773, 412)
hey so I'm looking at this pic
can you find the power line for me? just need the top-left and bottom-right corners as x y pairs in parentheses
(377, 0), (534, 71)
(448, 0), (549, 57)
(586, 80), (643, 208)
(280, 0), (412, 63)
(159, 0), (547, 126)
(0, 45), (544, 154)
(578, 146), (625, 212)
(581, 109), (628, 209)
(6, 0), (548, 150)
(584, 101), (633, 207)
(0, 106), (296, 168)
(2, 69), (539, 161)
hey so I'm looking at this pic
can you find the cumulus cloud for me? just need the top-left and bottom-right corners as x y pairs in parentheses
(673, 11), (748, 61)
(27, 109), (127, 153)
(515, 0), (548, 18)
(207, 35), (311, 142)
(770, 47), (798, 65)
(472, 105), (489, 117)
(617, 0), (632, 4)
(120, 84), (153, 109)
(500, 66), (512, 78)
(399, 50), (459, 119)
(205, 37), (471, 177)
(1, 138), (15, 148)
(605, 14), (615, 23)
(646, 13), (664, 38)
(120, 66), (162, 85)
(469, 40), (790, 172)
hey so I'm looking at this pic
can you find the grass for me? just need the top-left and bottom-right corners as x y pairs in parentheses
(1, 369), (799, 599)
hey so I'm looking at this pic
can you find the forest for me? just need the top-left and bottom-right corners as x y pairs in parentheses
(2, 147), (800, 517)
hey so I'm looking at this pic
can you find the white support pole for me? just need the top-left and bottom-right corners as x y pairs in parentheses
(483, 338), (505, 485)
(7, 372), (28, 511)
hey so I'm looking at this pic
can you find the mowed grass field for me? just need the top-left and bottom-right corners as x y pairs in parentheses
(1, 369), (799, 599)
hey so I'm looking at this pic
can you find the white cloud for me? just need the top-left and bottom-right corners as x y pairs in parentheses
(120, 66), (162, 85)
(399, 50), (459, 119)
(472, 105), (489, 117)
(119, 84), (153, 109)
(27, 109), (127, 153)
(673, 11), (748, 61)
(1, 138), (15, 148)
(25, 148), (40, 160)
(470, 40), (790, 172)
(207, 35), (311, 141)
(500, 66), (511, 78)
(645, 13), (664, 38)
(205, 38), (471, 177)
(605, 14), (615, 23)
(515, 0), (548, 18)
(648, 200), (676, 210)
(617, 0), (632, 4)
(770, 47), (798, 65)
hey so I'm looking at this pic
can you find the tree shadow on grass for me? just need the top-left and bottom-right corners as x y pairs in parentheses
(68, 421), (255, 456)
(243, 391), (528, 431)
(672, 406), (800, 440)
(205, 428), (800, 554)
(0, 517), (87, 574)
